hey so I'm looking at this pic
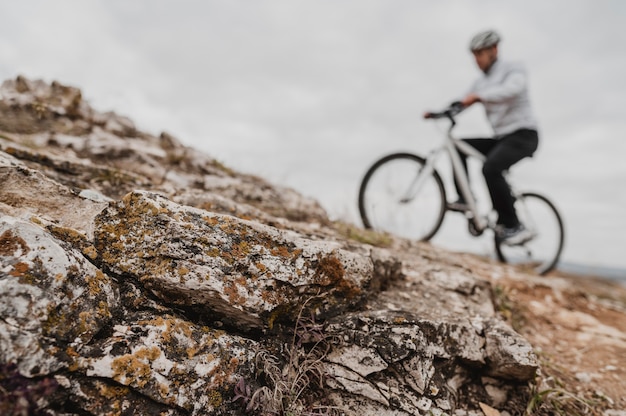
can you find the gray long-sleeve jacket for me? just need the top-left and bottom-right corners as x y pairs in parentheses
(469, 59), (538, 136)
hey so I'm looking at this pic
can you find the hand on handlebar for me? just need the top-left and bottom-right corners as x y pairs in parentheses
(423, 101), (466, 120)
(424, 96), (479, 118)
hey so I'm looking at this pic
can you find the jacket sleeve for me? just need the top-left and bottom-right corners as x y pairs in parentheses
(475, 66), (527, 103)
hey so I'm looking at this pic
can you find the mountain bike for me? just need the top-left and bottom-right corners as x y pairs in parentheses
(358, 102), (565, 275)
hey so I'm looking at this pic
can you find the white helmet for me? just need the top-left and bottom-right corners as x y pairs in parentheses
(469, 30), (501, 51)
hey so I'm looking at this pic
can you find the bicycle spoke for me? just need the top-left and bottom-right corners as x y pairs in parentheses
(359, 153), (446, 242)
(495, 193), (564, 275)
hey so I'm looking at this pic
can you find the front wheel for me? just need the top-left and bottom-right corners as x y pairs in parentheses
(358, 153), (447, 241)
(494, 192), (565, 275)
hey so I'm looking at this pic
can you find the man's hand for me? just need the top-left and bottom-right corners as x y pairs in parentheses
(461, 94), (481, 107)
(423, 111), (433, 119)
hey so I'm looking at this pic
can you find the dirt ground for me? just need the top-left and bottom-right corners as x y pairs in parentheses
(489, 268), (626, 415)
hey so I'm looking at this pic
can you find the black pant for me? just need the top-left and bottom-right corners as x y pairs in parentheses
(454, 128), (539, 227)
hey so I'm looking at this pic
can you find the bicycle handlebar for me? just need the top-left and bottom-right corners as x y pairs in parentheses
(424, 101), (466, 122)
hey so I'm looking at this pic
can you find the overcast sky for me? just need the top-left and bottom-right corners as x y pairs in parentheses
(1, 1), (625, 272)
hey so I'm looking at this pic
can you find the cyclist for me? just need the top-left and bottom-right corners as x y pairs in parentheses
(436, 30), (539, 245)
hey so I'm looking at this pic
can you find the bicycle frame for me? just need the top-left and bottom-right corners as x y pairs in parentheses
(359, 102), (565, 274)
(408, 120), (490, 232)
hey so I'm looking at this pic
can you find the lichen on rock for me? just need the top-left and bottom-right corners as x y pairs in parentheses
(93, 190), (374, 331)
(0, 216), (119, 377)
(0, 77), (561, 415)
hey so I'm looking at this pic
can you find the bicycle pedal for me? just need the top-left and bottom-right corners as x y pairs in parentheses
(501, 230), (535, 246)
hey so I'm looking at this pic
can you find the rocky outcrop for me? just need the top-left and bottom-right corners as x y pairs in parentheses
(93, 190), (375, 332)
(1, 77), (540, 415)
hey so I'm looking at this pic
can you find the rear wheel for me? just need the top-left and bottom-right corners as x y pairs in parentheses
(358, 153), (447, 241)
(494, 192), (565, 275)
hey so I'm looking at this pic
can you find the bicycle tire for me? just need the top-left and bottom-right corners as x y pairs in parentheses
(494, 192), (565, 275)
(358, 153), (447, 241)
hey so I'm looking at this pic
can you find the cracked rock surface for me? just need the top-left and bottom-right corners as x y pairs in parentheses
(0, 77), (547, 415)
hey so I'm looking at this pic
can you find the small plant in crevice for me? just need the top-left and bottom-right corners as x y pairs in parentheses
(332, 221), (393, 248)
(525, 382), (601, 416)
(0, 363), (59, 416)
(209, 158), (236, 176)
(233, 299), (340, 415)
(525, 363), (607, 416)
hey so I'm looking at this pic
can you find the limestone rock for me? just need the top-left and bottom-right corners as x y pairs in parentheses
(484, 319), (538, 380)
(0, 74), (329, 224)
(0, 77), (549, 415)
(0, 76), (90, 134)
(0, 217), (118, 377)
(94, 191), (374, 331)
(75, 312), (256, 414)
(0, 151), (109, 239)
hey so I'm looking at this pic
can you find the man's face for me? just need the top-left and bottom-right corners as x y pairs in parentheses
(472, 45), (498, 72)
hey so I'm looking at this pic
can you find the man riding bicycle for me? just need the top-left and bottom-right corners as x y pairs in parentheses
(431, 30), (539, 245)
